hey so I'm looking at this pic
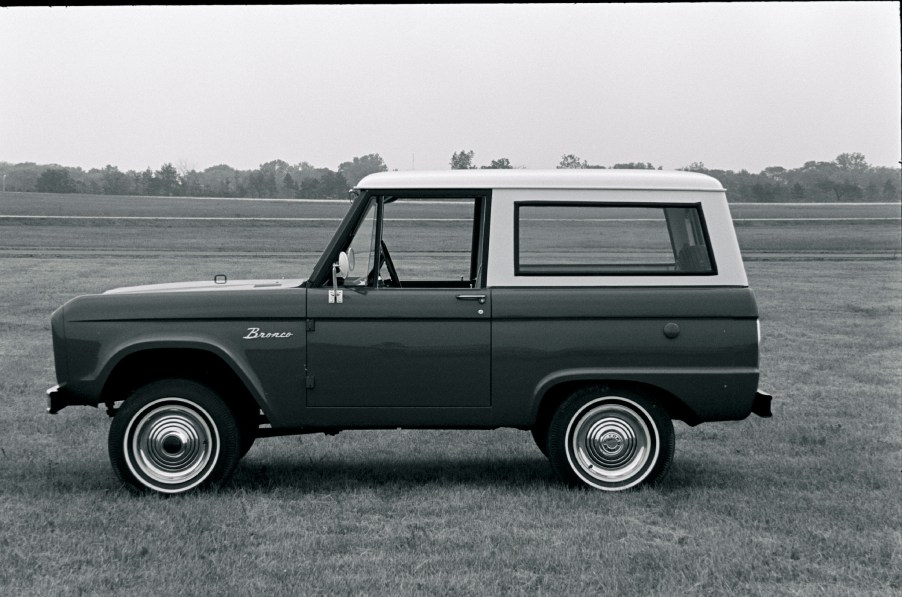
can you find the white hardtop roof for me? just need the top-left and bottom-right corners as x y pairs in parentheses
(357, 169), (724, 191)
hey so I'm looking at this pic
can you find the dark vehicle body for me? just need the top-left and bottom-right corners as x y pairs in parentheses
(47, 170), (772, 493)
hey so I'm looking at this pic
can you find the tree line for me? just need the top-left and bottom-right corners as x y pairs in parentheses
(450, 150), (900, 203)
(0, 154), (388, 200)
(0, 151), (898, 202)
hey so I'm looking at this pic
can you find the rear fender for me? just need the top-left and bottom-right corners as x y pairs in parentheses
(531, 368), (759, 424)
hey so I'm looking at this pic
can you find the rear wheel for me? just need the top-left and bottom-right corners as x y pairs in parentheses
(547, 386), (674, 491)
(108, 379), (241, 494)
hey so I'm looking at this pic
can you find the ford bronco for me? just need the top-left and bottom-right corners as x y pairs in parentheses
(46, 170), (773, 494)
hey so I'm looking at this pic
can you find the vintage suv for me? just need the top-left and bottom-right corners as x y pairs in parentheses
(46, 170), (772, 494)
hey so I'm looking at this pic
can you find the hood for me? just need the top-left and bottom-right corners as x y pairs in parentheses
(104, 278), (306, 294)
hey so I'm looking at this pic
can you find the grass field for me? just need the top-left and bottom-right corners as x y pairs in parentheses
(0, 194), (900, 595)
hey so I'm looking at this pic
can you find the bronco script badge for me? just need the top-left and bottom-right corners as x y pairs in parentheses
(243, 327), (293, 339)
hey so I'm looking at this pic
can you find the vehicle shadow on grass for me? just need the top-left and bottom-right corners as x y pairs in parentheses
(231, 454), (756, 494)
(231, 455), (557, 492)
(25, 451), (761, 497)
(23, 446), (754, 496)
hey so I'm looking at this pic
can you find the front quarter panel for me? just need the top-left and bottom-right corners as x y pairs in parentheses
(61, 288), (307, 426)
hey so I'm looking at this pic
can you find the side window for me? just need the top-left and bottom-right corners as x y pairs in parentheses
(342, 195), (487, 289)
(515, 203), (714, 276)
(381, 197), (478, 285)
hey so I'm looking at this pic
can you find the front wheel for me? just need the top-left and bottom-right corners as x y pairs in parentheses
(531, 423), (549, 458)
(547, 387), (674, 491)
(108, 380), (241, 494)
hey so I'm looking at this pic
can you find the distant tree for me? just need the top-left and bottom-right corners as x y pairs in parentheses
(0, 162), (43, 192)
(791, 182), (805, 200)
(612, 162), (656, 170)
(320, 170), (350, 198)
(450, 150), (476, 170)
(246, 169), (277, 198)
(138, 168), (160, 196)
(295, 161), (318, 176)
(283, 173), (298, 196)
(481, 157), (513, 169)
(35, 168), (76, 193)
(174, 160), (195, 187)
(835, 152), (869, 172)
(557, 154), (587, 169)
(196, 164), (238, 197)
(180, 169), (205, 196)
(297, 170), (348, 199)
(839, 181), (864, 201)
(813, 178), (862, 202)
(865, 182), (879, 199)
(763, 166), (787, 180)
(682, 162), (708, 173)
(155, 163), (180, 196)
(257, 160), (291, 196)
(101, 165), (131, 195)
(297, 177), (319, 198)
(751, 183), (777, 202)
(883, 179), (899, 200)
(801, 160), (833, 171)
(338, 153), (388, 186)
(78, 168), (102, 194)
(260, 159), (290, 175)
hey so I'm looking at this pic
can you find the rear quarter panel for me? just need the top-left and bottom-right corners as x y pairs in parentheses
(490, 286), (759, 425)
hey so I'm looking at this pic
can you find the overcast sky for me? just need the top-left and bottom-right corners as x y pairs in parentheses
(1, 3), (899, 174)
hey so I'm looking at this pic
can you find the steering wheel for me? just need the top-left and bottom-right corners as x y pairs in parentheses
(380, 240), (402, 287)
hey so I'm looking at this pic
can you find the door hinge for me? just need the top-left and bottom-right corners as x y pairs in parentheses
(306, 319), (315, 332)
(305, 374), (315, 389)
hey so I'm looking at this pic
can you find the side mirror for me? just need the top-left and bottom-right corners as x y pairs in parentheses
(330, 251), (351, 305)
(336, 251), (350, 278)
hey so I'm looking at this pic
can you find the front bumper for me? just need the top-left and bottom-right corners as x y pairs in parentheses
(752, 390), (773, 418)
(45, 385), (96, 414)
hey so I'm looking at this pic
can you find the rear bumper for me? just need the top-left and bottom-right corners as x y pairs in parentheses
(45, 384), (97, 414)
(752, 390), (773, 418)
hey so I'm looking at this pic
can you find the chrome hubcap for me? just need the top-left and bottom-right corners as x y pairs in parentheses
(568, 399), (657, 488)
(126, 398), (219, 491)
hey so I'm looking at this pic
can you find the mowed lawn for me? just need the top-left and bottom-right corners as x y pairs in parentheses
(0, 221), (900, 593)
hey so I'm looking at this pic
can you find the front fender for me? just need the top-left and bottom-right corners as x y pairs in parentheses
(64, 320), (306, 425)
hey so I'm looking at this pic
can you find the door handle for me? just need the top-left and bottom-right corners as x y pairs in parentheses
(456, 294), (486, 304)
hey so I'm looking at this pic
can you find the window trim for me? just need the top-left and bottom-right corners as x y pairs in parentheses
(513, 201), (718, 277)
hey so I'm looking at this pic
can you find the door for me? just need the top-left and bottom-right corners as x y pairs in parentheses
(305, 192), (491, 408)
